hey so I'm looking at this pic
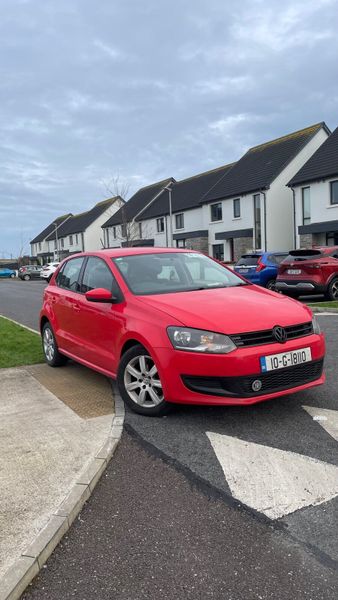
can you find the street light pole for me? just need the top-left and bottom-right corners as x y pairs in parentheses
(53, 222), (58, 260)
(164, 183), (173, 248)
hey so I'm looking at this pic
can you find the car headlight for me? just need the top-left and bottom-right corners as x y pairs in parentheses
(167, 326), (236, 354)
(312, 316), (321, 335)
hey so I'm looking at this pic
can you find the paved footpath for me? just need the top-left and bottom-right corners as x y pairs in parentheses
(23, 431), (337, 600)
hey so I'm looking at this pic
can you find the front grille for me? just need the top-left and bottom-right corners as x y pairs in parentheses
(182, 359), (324, 398)
(231, 321), (313, 348)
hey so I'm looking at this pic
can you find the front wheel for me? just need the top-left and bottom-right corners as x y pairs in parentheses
(117, 344), (171, 416)
(42, 322), (68, 367)
(10, 273), (15, 278)
(327, 278), (338, 301)
(23, 274), (30, 281)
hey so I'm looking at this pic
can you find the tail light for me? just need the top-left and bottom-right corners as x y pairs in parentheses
(256, 257), (266, 272)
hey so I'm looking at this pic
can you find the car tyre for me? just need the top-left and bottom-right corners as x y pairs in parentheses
(117, 344), (171, 416)
(10, 273), (15, 278)
(266, 279), (276, 291)
(23, 274), (30, 281)
(42, 322), (68, 367)
(327, 278), (338, 301)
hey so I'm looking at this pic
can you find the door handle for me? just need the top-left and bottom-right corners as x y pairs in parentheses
(73, 304), (81, 313)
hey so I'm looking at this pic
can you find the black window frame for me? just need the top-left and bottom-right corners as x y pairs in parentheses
(330, 180), (338, 205)
(121, 223), (127, 238)
(156, 217), (165, 233)
(210, 202), (222, 222)
(212, 243), (224, 261)
(302, 186), (311, 225)
(175, 213), (184, 230)
(69, 235), (73, 246)
(233, 198), (240, 219)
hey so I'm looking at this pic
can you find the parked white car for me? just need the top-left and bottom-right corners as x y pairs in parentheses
(40, 262), (60, 283)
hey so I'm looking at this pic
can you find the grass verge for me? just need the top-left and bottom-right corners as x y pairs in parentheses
(0, 316), (44, 368)
(307, 301), (338, 309)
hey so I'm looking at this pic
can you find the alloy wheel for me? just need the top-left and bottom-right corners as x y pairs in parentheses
(43, 327), (55, 362)
(331, 280), (338, 300)
(124, 354), (163, 407)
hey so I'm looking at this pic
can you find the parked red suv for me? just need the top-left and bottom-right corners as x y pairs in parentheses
(39, 248), (325, 416)
(276, 247), (338, 299)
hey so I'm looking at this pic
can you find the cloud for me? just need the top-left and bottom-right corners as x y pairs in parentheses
(0, 0), (338, 255)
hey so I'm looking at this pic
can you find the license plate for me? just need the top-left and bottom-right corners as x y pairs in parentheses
(287, 269), (301, 275)
(260, 347), (312, 372)
(239, 269), (249, 274)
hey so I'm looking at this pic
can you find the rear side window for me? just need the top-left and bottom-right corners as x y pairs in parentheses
(56, 257), (84, 291)
(236, 255), (260, 267)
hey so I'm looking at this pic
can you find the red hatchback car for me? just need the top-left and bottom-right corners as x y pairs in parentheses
(40, 248), (325, 416)
(276, 247), (338, 299)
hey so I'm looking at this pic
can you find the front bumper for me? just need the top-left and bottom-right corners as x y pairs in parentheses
(153, 333), (325, 406)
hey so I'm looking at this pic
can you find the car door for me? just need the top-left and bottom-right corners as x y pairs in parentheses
(75, 256), (123, 372)
(50, 256), (86, 355)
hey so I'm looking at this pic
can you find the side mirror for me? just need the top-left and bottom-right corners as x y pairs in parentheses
(85, 288), (117, 303)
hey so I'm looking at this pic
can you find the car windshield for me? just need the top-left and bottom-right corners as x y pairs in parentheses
(113, 252), (248, 295)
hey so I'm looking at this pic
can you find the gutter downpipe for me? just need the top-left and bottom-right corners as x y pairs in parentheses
(261, 190), (267, 252)
(291, 186), (297, 249)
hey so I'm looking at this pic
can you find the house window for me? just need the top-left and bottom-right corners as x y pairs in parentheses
(175, 213), (184, 230)
(75, 234), (78, 245)
(233, 198), (240, 218)
(112, 226), (117, 240)
(38, 242), (41, 251)
(139, 223), (142, 239)
(69, 235), (73, 245)
(121, 224), (127, 238)
(212, 244), (224, 261)
(61, 238), (64, 249)
(302, 187), (311, 225)
(326, 232), (338, 246)
(253, 194), (261, 249)
(210, 203), (222, 222)
(156, 217), (165, 233)
(176, 239), (185, 248)
(330, 180), (338, 205)
(54, 240), (57, 250)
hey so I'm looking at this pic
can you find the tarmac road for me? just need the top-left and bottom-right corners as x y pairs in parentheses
(1, 280), (338, 598)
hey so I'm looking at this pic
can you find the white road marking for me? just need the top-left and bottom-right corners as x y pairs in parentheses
(206, 432), (338, 519)
(303, 406), (338, 441)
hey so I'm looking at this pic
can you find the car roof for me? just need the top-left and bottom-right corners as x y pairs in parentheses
(66, 247), (200, 259)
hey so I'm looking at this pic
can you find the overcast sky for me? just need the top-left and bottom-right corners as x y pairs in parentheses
(0, 0), (337, 257)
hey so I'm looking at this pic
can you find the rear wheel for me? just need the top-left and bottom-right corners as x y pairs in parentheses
(10, 273), (15, 278)
(327, 278), (338, 301)
(266, 279), (276, 291)
(42, 322), (67, 367)
(117, 344), (171, 416)
(23, 274), (30, 281)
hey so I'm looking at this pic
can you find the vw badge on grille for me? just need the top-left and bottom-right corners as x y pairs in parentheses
(252, 379), (262, 392)
(273, 325), (287, 343)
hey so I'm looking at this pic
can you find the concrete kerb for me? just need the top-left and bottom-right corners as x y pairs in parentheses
(310, 307), (338, 314)
(0, 314), (40, 335)
(0, 384), (125, 600)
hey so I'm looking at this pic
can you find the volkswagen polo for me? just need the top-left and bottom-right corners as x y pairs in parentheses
(40, 248), (325, 416)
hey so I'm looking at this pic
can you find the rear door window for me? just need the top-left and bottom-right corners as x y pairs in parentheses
(56, 257), (84, 292)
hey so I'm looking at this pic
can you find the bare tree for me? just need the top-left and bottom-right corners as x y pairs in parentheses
(101, 174), (150, 248)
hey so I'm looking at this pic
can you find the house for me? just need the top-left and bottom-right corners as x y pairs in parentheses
(288, 126), (338, 248)
(134, 163), (235, 253)
(30, 213), (72, 264)
(31, 197), (123, 262)
(102, 179), (174, 248)
(199, 122), (330, 261)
